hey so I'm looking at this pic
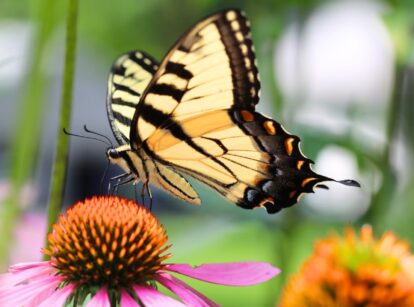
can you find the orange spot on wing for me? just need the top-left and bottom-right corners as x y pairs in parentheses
(297, 160), (305, 170)
(301, 177), (317, 188)
(240, 110), (254, 122)
(289, 191), (296, 199)
(285, 138), (294, 156)
(263, 121), (276, 135)
(258, 197), (274, 208)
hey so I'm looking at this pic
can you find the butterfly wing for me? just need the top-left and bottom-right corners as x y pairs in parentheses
(130, 10), (358, 213)
(130, 10), (260, 145)
(107, 50), (159, 145)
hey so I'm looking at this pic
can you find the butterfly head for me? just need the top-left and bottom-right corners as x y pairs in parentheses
(106, 148), (121, 161)
(106, 145), (134, 176)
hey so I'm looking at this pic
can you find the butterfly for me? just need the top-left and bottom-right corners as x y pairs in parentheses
(105, 9), (359, 214)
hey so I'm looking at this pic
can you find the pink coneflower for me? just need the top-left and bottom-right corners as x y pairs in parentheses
(0, 196), (280, 306)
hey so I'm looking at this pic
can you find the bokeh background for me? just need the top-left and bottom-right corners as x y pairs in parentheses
(0, 0), (413, 305)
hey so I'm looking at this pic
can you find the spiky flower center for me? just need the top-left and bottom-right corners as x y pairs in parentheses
(279, 225), (414, 307)
(44, 196), (171, 288)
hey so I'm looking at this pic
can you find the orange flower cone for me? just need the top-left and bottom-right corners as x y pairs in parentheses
(279, 225), (414, 307)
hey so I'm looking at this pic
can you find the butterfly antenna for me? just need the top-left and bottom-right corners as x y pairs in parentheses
(63, 128), (111, 147)
(84, 125), (114, 147)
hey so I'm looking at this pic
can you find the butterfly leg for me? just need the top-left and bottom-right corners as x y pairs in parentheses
(146, 181), (153, 211)
(140, 184), (146, 206)
(134, 184), (139, 203)
(114, 176), (135, 195)
(100, 161), (111, 194)
(108, 173), (134, 195)
(140, 181), (153, 210)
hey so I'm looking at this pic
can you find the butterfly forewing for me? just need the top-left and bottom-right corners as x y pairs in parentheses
(131, 10), (260, 145)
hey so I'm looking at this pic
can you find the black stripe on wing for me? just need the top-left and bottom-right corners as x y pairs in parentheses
(107, 50), (159, 145)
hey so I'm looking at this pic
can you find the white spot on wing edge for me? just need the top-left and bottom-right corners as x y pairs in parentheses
(226, 11), (237, 21)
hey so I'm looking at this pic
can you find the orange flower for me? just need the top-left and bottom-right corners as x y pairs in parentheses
(279, 225), (414, 307)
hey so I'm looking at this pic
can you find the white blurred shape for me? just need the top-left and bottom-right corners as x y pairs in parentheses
(274, 23), (302, 104)
(306, 146), (371, 221)
(0, 21), (32, 88)
(274, 0), (394, 149)
(302, 0), (393, 107)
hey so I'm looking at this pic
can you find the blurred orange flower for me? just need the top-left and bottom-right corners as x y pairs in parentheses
(279, 225), (414, 307)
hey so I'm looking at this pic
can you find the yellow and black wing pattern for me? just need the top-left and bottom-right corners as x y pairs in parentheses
(110, 9), (359, 214)
(107, 50), (159, 145)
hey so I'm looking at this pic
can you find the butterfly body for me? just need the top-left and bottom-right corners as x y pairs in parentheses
(106, 9), (359, 214)
(107, 145), (200, 204)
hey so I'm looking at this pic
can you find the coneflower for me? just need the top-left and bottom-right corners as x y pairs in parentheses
(0, 196), (280, 306)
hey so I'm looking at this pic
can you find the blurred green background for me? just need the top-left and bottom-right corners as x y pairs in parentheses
(0, 0), (413, 305)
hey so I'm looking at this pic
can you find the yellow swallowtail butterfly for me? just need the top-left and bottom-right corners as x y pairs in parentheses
(106, 9), (359, 213)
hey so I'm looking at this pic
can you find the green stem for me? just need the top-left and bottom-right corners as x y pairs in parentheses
(44, 0), (78, 256)
(363, 64), (404, 226)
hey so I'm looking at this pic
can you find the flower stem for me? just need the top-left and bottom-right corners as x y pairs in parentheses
(363, 64), (405, 226)
(44, 0), (78, 256)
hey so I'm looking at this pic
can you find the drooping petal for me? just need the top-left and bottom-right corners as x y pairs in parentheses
(86, 287), (111, 307)
(8, 261), (51, 272)
(165, 262), (280, 286)
(0, 261), (53, 289)
(120, 290), (140, 307)
(133, 285), (186, 307)
(156, 272), (218, 307)
(0, 275), (61, 307)
(38, 284), (75, 307)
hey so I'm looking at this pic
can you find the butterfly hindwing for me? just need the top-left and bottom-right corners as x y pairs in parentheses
(144, 107), (330, 213)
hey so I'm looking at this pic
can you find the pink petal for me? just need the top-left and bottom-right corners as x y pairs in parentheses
(38, 284), (75, 307)
(156, 272), (218, 307)
(0, 275), (61, 307)
(165, 262), (280, 286)
(0, 261), (54, 289)
(8, 261), (50, 272)
(133, 285), (185, 307)
(86, 287), (111, 307)
(0, 261), (55, 289)
(120, 290), (139, 306)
